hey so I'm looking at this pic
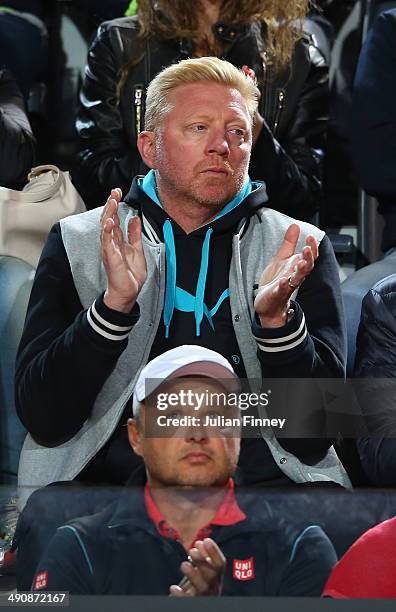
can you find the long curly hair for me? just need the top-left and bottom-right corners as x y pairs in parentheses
(117, 0), (311, 97)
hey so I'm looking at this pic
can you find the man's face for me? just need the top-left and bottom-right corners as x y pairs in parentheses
(129, 377), (241, 488)
(151, 82), (252, 211)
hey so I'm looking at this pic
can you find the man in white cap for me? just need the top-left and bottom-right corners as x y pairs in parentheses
(30, 346), (337, 596)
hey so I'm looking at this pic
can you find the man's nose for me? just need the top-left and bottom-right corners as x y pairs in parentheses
(185, 424), (207, 443)
(206, 130), (229, 156)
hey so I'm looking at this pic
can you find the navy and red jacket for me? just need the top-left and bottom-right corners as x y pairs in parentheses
(31, 482), (337, 595)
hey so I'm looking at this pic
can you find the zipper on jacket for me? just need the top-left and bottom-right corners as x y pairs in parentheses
(260, 51), (282, 133)
(134, 85), (144, 135)
(260, 50), (272, 121)
(273, 89), (285, 135)
(261, 50), (268, 84)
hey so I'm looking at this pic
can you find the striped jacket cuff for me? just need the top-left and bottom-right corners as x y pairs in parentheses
(86, 293), (140, 342)
(252, 301), (308, 361)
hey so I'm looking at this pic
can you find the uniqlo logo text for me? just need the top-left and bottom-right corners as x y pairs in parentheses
(33, 570), (48, 590)
(233, 557), (255, 581)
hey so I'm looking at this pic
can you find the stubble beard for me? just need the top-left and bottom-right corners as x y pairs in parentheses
(151, 467), (230, 489)
(146, 453), (236, 489)
(156, 161), (248, 213)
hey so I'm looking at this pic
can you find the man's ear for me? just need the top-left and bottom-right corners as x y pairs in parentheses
(127, 417), (144, 457)
(137, 130), (157, 169)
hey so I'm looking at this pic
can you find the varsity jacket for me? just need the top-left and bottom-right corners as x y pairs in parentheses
(75, 15), (328, 218)
(31, 484), (337, 595)
(16, 181), (351, 510)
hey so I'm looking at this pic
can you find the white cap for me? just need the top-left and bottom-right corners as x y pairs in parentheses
(132, 345), (239, 414)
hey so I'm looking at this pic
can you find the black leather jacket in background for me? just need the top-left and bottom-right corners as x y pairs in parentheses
(354, 273), (396, 486)
(76, 16), (329, 217)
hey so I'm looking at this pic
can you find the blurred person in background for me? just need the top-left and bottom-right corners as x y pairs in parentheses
(0, 69), (35, 188)
(75, 0), (328, 220)
(0, 2), (48, 99)
(323, 516), (396, 598)
(313, 0), (362, 229)
(352, 9), (396, 253)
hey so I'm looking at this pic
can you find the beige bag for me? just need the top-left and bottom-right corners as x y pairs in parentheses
(0, 164), (86, 268)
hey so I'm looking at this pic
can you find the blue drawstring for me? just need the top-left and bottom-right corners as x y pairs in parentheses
(163, 223), (214, 337)
(209, 288), (230, 318)
(163, 220), (177, 338)
(195, 228), (213, 336)
(138, 171), (261, 338)
(172, 287), (230, 332)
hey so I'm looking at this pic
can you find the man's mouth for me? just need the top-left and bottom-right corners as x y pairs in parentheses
(181, 452), (212, 464)
(202, 167), (228, 175)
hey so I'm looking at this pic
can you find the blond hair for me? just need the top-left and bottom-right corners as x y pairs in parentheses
(144, 56), (259, 130)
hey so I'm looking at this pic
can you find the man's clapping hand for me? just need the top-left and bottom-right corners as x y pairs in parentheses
(101, 188), (147, 313)
(254, 223), (318, 328)
(169, 538), (225, 597)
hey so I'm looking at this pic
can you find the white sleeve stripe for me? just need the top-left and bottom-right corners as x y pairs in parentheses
(142, 214), (160, 243)
(253, 313), (305, 344)
(87, 309), (131, 341)
(256, 329), (307, 353)
(237, 220), (247, 238)
(91, 301), (133, 332)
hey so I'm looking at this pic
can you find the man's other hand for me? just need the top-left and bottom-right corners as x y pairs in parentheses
(169, 538), (225, 597)
(101, 188), (147, 313)
(254, 223), (318, 327)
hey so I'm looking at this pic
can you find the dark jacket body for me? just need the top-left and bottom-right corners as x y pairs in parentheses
(76, 16), (328, 218)
(354, 273), (396, 485)
(31, 487), (337, 595)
